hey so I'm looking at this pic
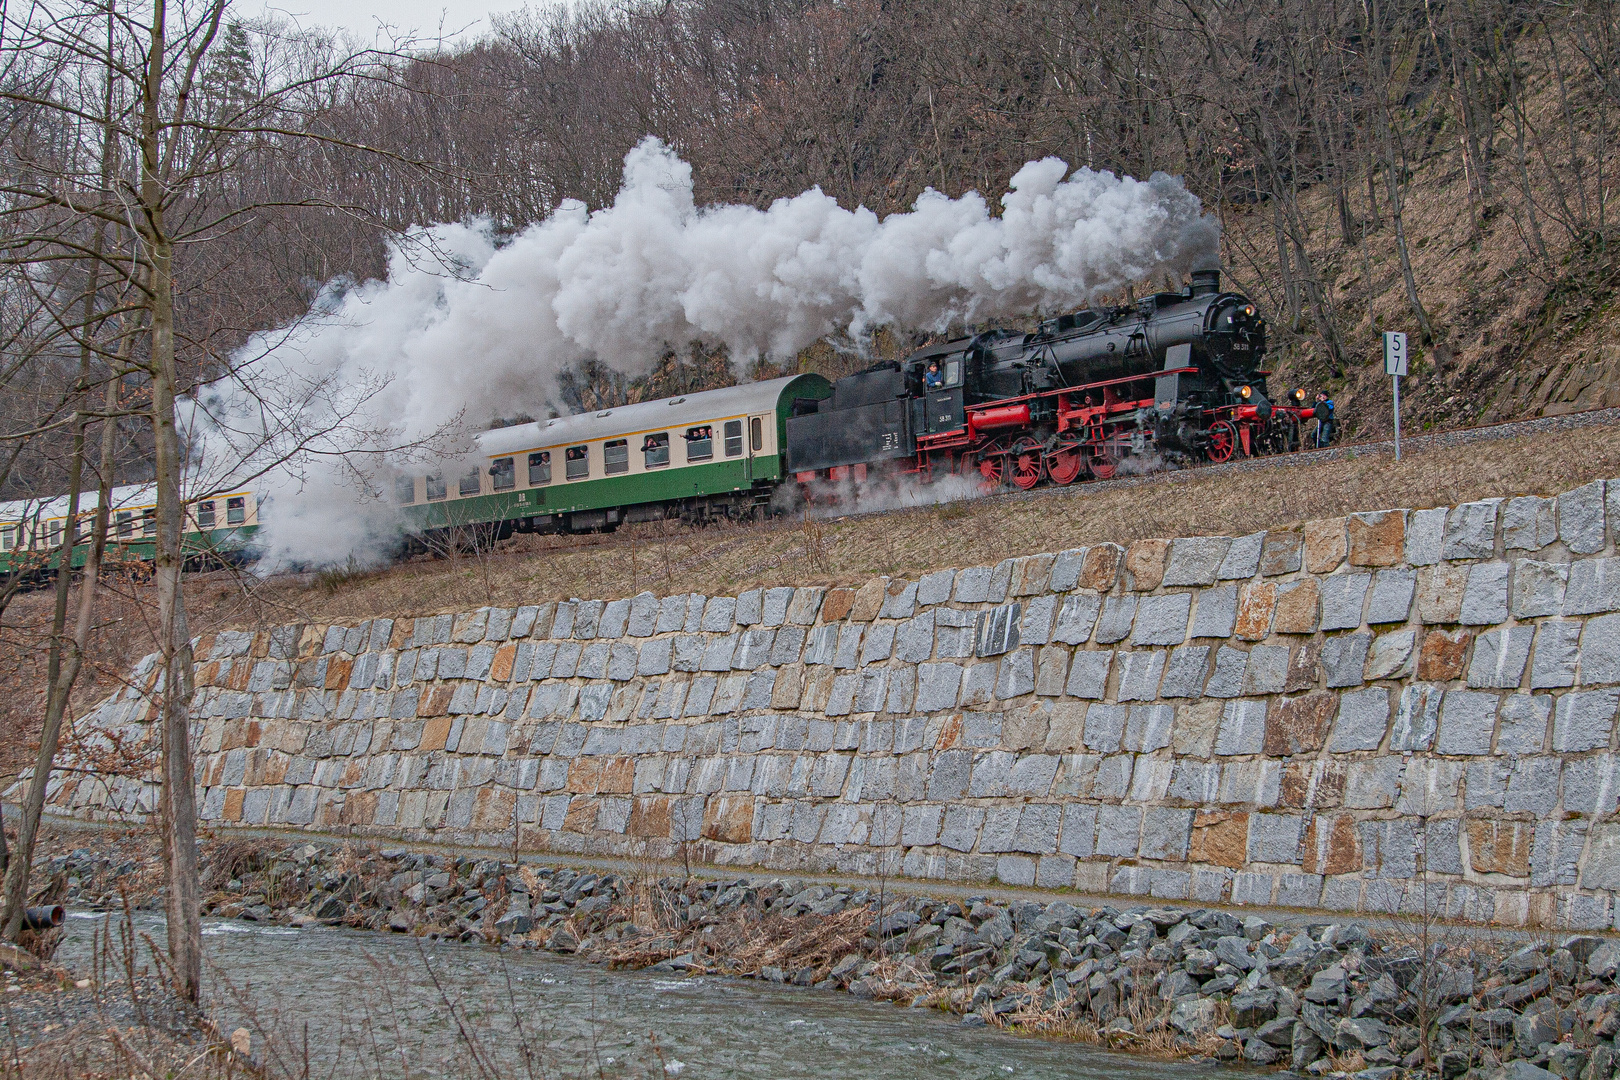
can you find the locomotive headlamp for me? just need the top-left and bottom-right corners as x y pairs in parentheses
(1292, 388), (1306, 402)
(1240, 385), (1253, 399)
(1243, 305), (1255, 316)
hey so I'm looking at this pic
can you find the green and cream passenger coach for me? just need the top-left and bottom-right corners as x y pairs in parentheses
(393, 373), (833, 539)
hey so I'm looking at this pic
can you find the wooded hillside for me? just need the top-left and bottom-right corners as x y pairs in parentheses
(4, 0), (1618, 499)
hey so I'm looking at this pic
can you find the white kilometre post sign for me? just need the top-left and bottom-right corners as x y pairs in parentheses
(1384, 331), (1408, 461)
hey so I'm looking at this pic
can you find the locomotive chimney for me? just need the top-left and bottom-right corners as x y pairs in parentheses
(1190, 269), (1220, 297)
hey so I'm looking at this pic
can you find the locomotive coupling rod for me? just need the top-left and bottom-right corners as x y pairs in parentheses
(23, 905), (64, 931)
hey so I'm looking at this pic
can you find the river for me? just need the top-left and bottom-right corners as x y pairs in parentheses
(58, 910), (1239, 1080)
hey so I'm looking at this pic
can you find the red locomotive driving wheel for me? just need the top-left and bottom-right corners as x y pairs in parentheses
(1010, 436), (1045, 490)
(1046, 446), (1083, 485)
(1208, 419), (1238, 463)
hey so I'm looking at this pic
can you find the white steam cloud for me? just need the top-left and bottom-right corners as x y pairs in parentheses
(186, 137), (1218, 570)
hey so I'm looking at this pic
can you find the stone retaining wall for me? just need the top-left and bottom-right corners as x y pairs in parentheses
(40, 480), (1620, 927)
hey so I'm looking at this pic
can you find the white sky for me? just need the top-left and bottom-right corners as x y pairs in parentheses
(246, 0), (535, 42)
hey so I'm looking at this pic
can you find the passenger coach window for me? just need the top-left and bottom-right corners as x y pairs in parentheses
(426, 474), (447, 501)
(226, 497), (246, 525)
(1, 526), (12, 550)
(392, 478), (413, 506)
(198, 500), (217, 527)
(643, 433), (670, 468)
(750, 417), (763, 452)
(685, 427), (712, 461)
(459, 468), (481, 497)
(48, 521), (62, 547)
(491, 457), (515, 491)
(141, 508), (156, 537)
(116, 511), (133, 538)
(565, 445), (589, 480)
(604, 439), (629, 475)
(528, 451), (551, 485)
(724, 419), (743, 457)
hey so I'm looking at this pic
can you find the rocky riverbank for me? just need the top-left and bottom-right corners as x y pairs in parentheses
(42, 831), (1620, 1080)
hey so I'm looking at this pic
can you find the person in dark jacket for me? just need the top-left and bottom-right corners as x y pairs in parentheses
(1314, 392), (1337, 447)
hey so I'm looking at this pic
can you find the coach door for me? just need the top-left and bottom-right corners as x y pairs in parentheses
(746, 413), (772, 480)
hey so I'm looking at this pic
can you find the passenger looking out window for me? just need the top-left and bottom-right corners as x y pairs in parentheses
(643, 432), (670, 468)
(685, 426), (713, 461)
(528, 451), (551, 485)
(604, 439), (629, 475)
(226, 497), (246, 525)
(491, 457), (515, 491)
(198, 500), (217, 527)
(565, 445), (589, 480)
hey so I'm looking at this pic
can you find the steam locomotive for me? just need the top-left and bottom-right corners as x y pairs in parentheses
(785, 269), (1310, 490)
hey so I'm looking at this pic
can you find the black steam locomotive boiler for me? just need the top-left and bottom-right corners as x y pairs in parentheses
(785, 269), (1310, 490)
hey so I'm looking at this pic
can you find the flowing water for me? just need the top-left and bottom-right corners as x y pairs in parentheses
(58, 911), (1240, 1080)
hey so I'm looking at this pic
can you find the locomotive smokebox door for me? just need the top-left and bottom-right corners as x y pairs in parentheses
(1156, 343), (1192, 408)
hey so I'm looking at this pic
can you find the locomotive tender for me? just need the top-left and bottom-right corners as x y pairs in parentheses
(785, 269), (1309, 490)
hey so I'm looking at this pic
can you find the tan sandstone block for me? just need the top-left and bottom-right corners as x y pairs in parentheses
(1304, 518), (1347, 573)
(702, 796), (755, 844)
(341, 790), (378, 826)
(1347, 510), (1406, 567)
(1279, 760), (1345, 808)
(848, 578), (887, 622)
(568, 758), (602, 794)
(390, 620), (413, 649)
(1235, 581), (1277, 640)
(1079, 545), (1122, 591)
(599, 757), (635, 794)
(563, 796), (597, 833)
(490, 643), (516, 682)
(1417, 628), (1471, 681)
(471, 788), (516, 831)
(223, 788), (245, 822)
(1003, 710), (1048, 751)
(771, 665), (805, 708)
(1285, 641), (1322, 692)
(1468, 820), (1532, 876)
(1417, 565), (1469, 623)
(325, 655), (354, 690)
(1271, 578), (1320, 634)
(1045, 702), (1087, 751)
(196, 661), (221, 688)
(418, 686), (454, 718)
(820, 588), (856, 623)
(1190, 811), (1249, 868)
(1264, 692), (1337, 756)
(341, 760), (365, 787)
(419, 715), (453, 753)
(1125, 539), (1169, 592)
(1302, 813), (1360, 875)
(1172, 701), (1224, 758)
(628, 797), (672, 838)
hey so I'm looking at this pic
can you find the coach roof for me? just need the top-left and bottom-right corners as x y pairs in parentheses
(475, 374), (822, 458)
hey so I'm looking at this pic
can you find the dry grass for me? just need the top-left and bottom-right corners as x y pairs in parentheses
(174, 418), (1620, 624)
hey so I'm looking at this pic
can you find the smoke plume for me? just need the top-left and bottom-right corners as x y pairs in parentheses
(189, 137), (1219, 569)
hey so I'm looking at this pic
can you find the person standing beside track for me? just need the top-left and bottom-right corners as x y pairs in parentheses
(1314, 391), (1337, 447)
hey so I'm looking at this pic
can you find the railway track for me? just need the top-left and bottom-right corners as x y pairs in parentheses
(265, 405), (1620, 589)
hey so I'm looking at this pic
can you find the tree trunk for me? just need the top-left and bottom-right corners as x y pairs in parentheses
(140, 0), (202, 1004)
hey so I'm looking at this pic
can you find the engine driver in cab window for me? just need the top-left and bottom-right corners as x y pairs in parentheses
(925, 360), (944, 389)
(724, 420), (743, 456)
(685, 426), (713, 461)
